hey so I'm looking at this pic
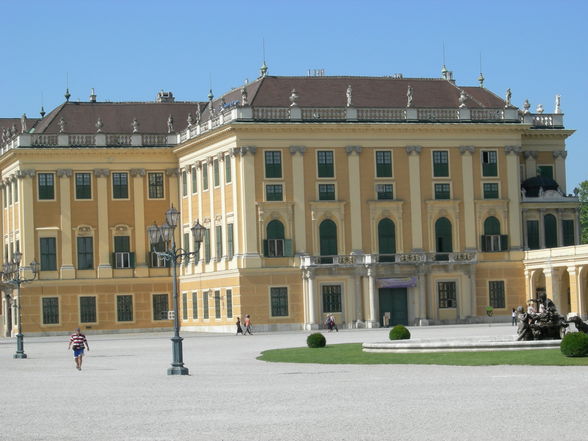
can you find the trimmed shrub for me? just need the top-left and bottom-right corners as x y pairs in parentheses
(560, 332), (588, 357)
(389, 324), (411, 340)
(307, 332), (326, 348)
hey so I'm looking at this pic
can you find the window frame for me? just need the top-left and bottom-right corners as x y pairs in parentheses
(192, 291), (198, 319)
(483, 182), (499, 199)
(317, 150), (335, 178)
(434, 183), (451, 200)
(438, 281), (457, 309)
(77, 236), (94, 270)
(213, 159), (220, 187)
(376, 183), (394, 200)
(152, 293), (169, 321)
(375, 150), (393, 177)
(318, 183), (336, 201)
(40, 237), (57, 271)
(488, 280), (506, 309)
(270, 286), (289, 317)
(42, 297), (60, 325)
(181, 170), (188, 197)
(112, 172), (129, 200)
(265, 184), (284, 201)
(481, 150), (498, 177)
(74, 172), (92, 200)
(116, 294), (134, 322)
(322, 284), (343, 313)
(79, 295), (97, 324)
(225, 156), (232, 184)
(226, 289), (233, 319)
(147, 172), (165, 199)
(432, 150), (449, 177)
(264, 150), (283, 179)
(37, 172), (56, 201)
(191, 167), (198, 194)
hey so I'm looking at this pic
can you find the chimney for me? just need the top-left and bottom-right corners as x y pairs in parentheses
(90, 88), (97, 103)
(156, 91), (175, 103)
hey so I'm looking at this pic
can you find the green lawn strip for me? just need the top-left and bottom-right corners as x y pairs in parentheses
(257, 343), (588, 366)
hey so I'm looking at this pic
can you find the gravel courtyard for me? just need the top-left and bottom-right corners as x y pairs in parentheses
(1, 324), (586, 441)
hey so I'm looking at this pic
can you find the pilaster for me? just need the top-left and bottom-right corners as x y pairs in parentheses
(16, 170), (35, 268)
(94, 168), (112, 278)
(290, 146), (307, 254)
(303, 269), (318, 329)
(238, 147), (261, 267)
(130, 168), (148, 277)
(523, 150), (537, 179)
(459, 146), (476, 250)
(346, 145), (363, 251)
(405, 146), (423, 251)
(553, 150), (567, 194)
(505, 146), (522, 250)
(57, 169), (75, 279)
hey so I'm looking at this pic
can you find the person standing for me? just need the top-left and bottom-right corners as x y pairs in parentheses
(511, 308), (517, 326)
(236, 317), (244, 335)
(244, 314), (253, 335)
(68, 328), (89, 371)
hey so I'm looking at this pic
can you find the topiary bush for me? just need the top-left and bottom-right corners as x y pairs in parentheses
(307, 332), (326, 348)
(389, 324), (411, 340)
(560, 332), (588, 357)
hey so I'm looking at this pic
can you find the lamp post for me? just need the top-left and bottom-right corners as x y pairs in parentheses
(1, 252), (40, 359)
(148, 206), (205, 375)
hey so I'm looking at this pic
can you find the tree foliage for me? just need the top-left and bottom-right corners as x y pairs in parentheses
(578, 181), (588, 244)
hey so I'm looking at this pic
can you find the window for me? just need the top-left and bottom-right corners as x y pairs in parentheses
(116, 295), (133, 322)
(319, 220), (337, 263)
(265, 220), (285, 257)
(215, 225), (223, 260)
(265, 151), (282, 178)
(376, 151), (392, 177)
(192, 291), (198, 319)
(202, 165), (209, 191)
(563, 220), (575, 246)
(181, 170), (188, 196)
(213, 159), (220, 186)
(270, 287), (288, 317)
(203, 228), (211, 263)
(376, 184), (393, 200)
(319, 184), (335, 200)
(153, 294), (169, 320)
(489, 281), (505, 309)
(433, 151), (449, 177)
(378, 218), (396, 262)
(77, 237), (93, 270)
(38, 173), (55, 200)
(435, 217), (452, 260)
(113, 236), (132, 269)
(214, 290), (221, 319)
(40, 237), (57, 271)
(149, 239), (169, 268)
(182, 292), (188, 320)
(434, 183), (450, 200)
(483, 183), (499, 199)
(227, 224), (234, 260)
(266, 184), (283, 201)
(438, 282), (457, 308)
(527, 220), (540, 250)
(191, 167), (197, 193)
(112, 173), (128, 199)
(482, 151), (497, 176)
(537, 166), (553, 179)
(481, 217), (507, 252)
(42, 297), (59, 324)
(225, 157), (232, 183)
(148, 173), (164, 199)
(226, 289), (233, 318)
(317, 151), (334, 177)
(544, 214), (557, 248)
(80, 296), (97, 323)
(203, 291), (209, 319)
(75, 173), (92, 199)
(322, 285), (342, 313)
(183, 232), (190, 253)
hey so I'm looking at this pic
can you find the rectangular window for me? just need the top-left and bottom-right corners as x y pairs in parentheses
(266, 239), (284, 257)
(202, 165), (209, 191)
(225, 157), (232, 183)
(40, 237), (57, 271)
(204, 229), (211, 263)
(376, 151), (392, 177)
(489, 281), (505, 309)
(148, 172), (164, 199)
(482, 151), (498, 176)
(181, 170), (188, 196)
(438, 281), (457, 308)
(192, 291), (198, 319)
(527, 220), (540, 250)
(116, 295), (133, 322)
(214, 290), (221, 319)
(112, 172), (129, 199)
(38, 173), (55, 200)
(227, 224), (234, 260)
(433, 151), (449, 177)
(563, 220), (575, 246)
(376, 184), (393, 200)
(270, 287), (288, 317)
(226, 289), (233, 318)
(319, 184), (335, 200)
(42, 297), (59, 324)
(213, 159), (220, 186)
(203, 291), (209, 319)
(215, 225), (223, 260)
(317, 151), (334, 177)
(322, 285), (342, 313)
(434, 183), (450, 200)
(77, 237), (93, 270)
(265, 151), (282, 178)
(75, 173), (92, 199)
(80, 296), (97, 323)
(191, 167), (197, 193)
(182, 292), (188, 320)
(266, 184), (283, 201)
(113, 236), (131, 269)
(152, 294), (169, 321)
(482, 234), (507, 252)
(483, 183), (499, 199)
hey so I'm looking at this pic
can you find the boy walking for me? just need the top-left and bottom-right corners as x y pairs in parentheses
(68, 328), (90, 370)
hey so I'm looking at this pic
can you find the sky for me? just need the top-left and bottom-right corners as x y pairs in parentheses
(1, 0), (586, 188)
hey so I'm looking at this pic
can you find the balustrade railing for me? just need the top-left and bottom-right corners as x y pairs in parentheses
(106, 134), (132, 146)
(357, 108), (406, 121)
(417, 108), (459, 121)
(68, 134), (96, 146)
(31, 134), (58, 146)
(300, 251), (476, 268)
(301, 108), (346, 120)
(142, 134), (168, 146)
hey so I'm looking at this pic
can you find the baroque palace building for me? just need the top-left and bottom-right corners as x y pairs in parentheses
(0, 67), (583, 336)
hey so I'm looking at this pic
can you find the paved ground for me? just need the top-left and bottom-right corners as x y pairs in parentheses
(1, 324), (586, 441)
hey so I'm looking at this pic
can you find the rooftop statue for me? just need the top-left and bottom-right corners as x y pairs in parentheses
(346, 85), (352, 107)
(406, 85), (413, 108)
(505, 88), (511, 107)
(167, 114), (174, 133)
(459, 90), (467, 108)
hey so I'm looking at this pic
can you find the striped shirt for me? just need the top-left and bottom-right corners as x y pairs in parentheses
(70, 333), (87, 349)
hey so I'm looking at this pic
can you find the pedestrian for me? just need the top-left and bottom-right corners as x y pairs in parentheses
(244, 314), (253, 335)
(329, 314), (339, 332)
(236, 317), (244, 335)
(68, 328), (89, 371)
(511, 308), (517, 326)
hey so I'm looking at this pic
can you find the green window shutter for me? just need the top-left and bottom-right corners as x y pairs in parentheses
(130, 252), (135, 268)
(283, 239), (293, 257)
(225, 157), (232, 183)
(319, 220), (338, 257)
(111, 252), (115, 267)
(563, 220), (575, 246)
(483, 217), (500, 235)
(500, 235), (508, 251)
(544, 214), (558, 248)
(263, 240), (269, 257)
(267, 220), (285, 239)
(435, 218), (452, 253)
(480, 235), (487, 252)
(527, 220), (540, 249)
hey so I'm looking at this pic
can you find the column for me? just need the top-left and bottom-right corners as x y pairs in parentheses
(416, 267), (428, 323)
(229, 151), (240, 263)
(130, 168), (148, 277)
(17, 170), (35, 268)
(539, 209), (546, 248)
(405, 146), (423, 251)
(290, 146), (307, 254)
(346, 146), (363, 251)
(57, 169), (75, 279)
(553, 150), (567, 194)
(567, 266), (579, 315)
(505, 146), (522, 250)
(366, 266), (379, 328)
(521, 209), (528, 249)
(524, 150), (537, 179)
(95, 168), (112, 278)
(578, 266), (586, 318)
(239, 146), (261, 267)
(524, 269), (538, 300)
(219, 154), (227, 270)
(543, 267), (562, 311)
(166, 168), (180, 257)
(460, 146), (476, 250)
(303, 269), (317, 329)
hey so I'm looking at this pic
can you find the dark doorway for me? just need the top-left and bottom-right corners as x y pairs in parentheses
(378, 288), (408, 326)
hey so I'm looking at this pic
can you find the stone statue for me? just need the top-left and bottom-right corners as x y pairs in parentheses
(523, 99), (531, 114)
(459, 90), (467, 108)
(241, 85), (248, 106)
(517, 292), (568, 340)
(406, 85), (413, 108)
(58, 117), (66, 133)
(505, 88), (511, 107)
(167, 114), (174, 133)
(20, 114), (27, 133)
(567, 316), (588, 333)
(346, 85), (352, 107)
(554, 94), (561, 114)
(195, 103), (201, 123)
(536, 104), (544, 114)
(187, 113), (194, 127)
(289, 89), (299, 107)
(132, 118), (139, 133)
(95, 117), (103, 133)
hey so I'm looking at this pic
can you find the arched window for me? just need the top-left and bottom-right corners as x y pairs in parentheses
(435, 217), (452, 261)
(481, 216), (507, 252)
(484, 217), (500, 235)
(265, 220), (285, 257)
(544, 214), (558, 248)
(378, 218), (396, 262)
(319, 219), (338, 264)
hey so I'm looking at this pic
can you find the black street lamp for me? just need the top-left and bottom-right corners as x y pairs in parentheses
(148, 206), (205, 375)
(1, 252), (40, 359)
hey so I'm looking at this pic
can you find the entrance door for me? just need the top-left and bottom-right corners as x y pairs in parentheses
(378, 288), (408, 326)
